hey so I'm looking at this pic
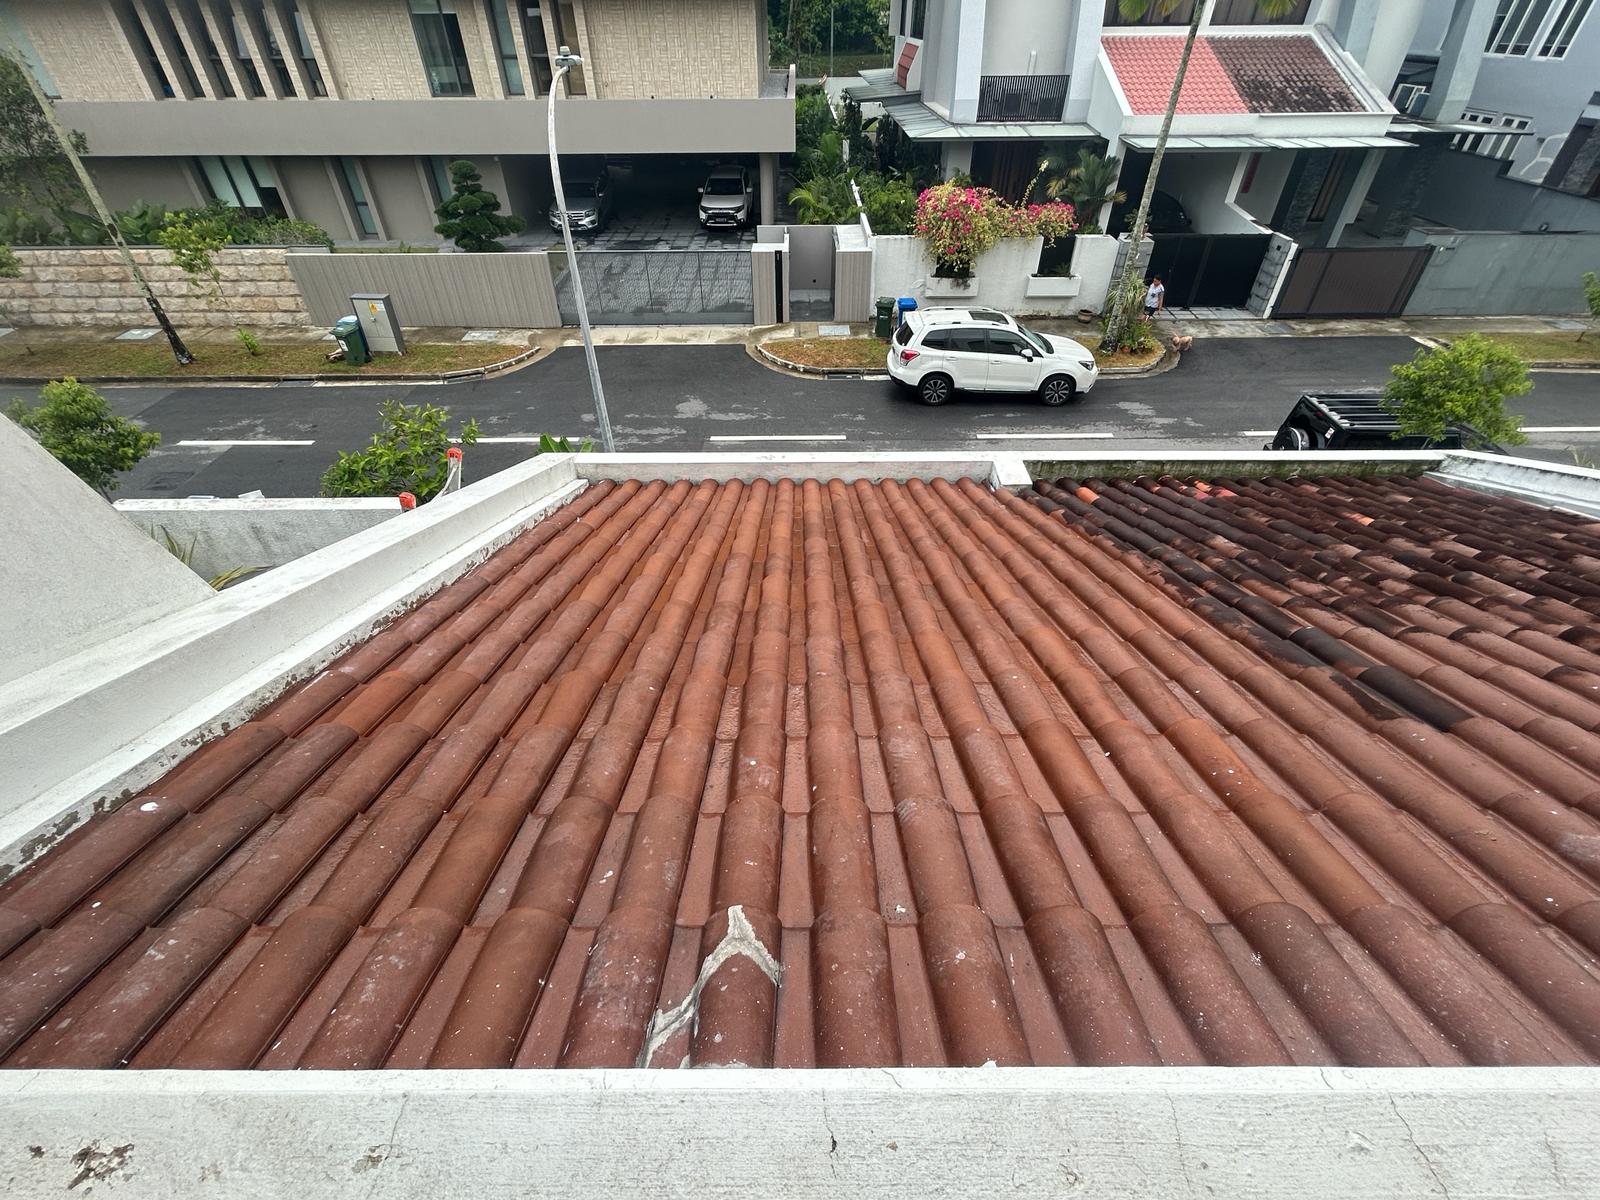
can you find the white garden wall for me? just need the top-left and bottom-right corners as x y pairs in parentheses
(873, 233), (1119, 317)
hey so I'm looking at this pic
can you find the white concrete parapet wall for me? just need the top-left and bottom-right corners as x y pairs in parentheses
(116, 497), (402, 580)
(873, 233), (1120, 316)
(1, 1067), (1596, 1198)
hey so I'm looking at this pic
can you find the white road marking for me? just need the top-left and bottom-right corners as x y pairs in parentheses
(459, 436), (579, 443)
(706, 434), (848, 442)
(973, 432), (1116, 440)
(176, 439), (315, 447)
(1522, 426), (1600, 434)
(1239, 430), (1278, 437)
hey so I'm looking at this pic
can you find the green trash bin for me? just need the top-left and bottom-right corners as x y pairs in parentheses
(873, 296), (895, 339)
(332, 315), (369, 366)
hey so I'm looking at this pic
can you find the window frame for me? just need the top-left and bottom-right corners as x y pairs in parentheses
(1486, 0), (1558, 56)
(337, 156), (380, 238)
(1536, 0), (1594, 57)
(986, 330), (1034, 357)
(409, 0), (476, 98)
(484, 0), (525, 95)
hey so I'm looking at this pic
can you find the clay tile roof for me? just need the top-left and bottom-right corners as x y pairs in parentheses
(1104, 34), (1364, 115)
(2, 472), (1599, 1070)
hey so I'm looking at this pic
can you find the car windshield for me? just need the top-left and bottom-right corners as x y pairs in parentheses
(1019, 324), (1052, 355)
(566, 182), (598, 200)
(706, 177), (743, 195)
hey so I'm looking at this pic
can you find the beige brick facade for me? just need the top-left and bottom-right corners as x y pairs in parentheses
(0, 248), (312, 329)
(13, 0), (152, 102)
(309, 0), (436, 100)
(582, 0), (762, 99)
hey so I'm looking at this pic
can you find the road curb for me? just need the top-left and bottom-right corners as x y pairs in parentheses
(0, 343), (544, 387)
(751, 338), (1179, 381)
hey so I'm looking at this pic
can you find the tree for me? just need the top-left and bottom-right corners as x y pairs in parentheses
(1382, 334), (1530, 447)
(157, 211), (229, 305)
(0, 41), (194, 364)
(1100, 0), (1293, 350)
(0, 57), (88, 221)
(434, 160), (525, 253)
(7, 377), (160, 496)
(1581, 271), (1600, 342)
(321, 399), (481, 501)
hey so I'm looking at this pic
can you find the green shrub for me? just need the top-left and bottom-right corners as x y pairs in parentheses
(1383, 334), (1530, 446)
(321, 399), (480, 500)
(7, 377), (160, 496)
(235, 327), (263, 356)
(434, 159), (524, 253)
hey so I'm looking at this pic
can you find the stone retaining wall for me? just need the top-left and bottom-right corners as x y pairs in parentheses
(0, 247), (313, 329)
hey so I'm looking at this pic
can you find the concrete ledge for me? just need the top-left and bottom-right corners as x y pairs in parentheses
(2, 1067), (1595, 1198)
(116, 498), (402, 579)
(580, 452), (1004, 483)
(0, 455), (585, 876)
(1430, 450), (1600, 518)
(1022, 450), (1446, 481)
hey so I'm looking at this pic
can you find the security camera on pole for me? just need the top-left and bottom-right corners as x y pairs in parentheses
(549, 45), (616, 454)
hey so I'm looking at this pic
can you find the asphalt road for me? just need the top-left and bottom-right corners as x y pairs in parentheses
(72, 335), (1600, 499)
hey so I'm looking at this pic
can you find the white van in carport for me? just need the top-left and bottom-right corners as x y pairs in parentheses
(887, 307), (1099, 406)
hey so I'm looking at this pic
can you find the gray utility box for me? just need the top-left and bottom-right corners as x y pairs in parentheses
(351, 292), (405, 355)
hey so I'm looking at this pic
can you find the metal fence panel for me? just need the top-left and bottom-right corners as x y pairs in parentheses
(287, 252), (561, 327)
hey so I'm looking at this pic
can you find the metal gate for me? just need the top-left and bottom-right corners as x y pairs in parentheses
(1146, 233), (1271, 310)
(1272, 246), (1432, 318)
(552, 249), (754, 325)
(786, 225), (835, 321)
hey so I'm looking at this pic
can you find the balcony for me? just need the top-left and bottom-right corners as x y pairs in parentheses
(976, 75), (1069, 123)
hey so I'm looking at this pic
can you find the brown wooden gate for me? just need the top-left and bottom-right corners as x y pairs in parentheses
(1271, 246), (1432, 318)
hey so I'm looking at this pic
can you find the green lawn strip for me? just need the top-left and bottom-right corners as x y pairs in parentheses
(764, 336), (889, 370)
(0, 337), (521, 379)
(1478, 332), (1600, 364)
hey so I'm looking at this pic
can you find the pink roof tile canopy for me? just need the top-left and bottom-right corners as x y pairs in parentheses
(1104, 34), (1366, 115)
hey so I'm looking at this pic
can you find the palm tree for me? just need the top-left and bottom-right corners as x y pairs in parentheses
(1101, 0), (1293, 349)
(1049, 149), (1127, 233)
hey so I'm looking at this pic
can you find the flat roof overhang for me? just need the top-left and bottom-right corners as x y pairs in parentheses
(1121, 133), (1414, 151)
(58, 96), (797, 158)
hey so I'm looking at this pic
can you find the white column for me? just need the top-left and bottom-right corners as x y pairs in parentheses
(942, 141), (973, 181)
(1354, 0), (1428, 97)
(1423, 0), (1498, 122)
(759, 152), (778, 225)
(948, 0), (984, 125)
(1321, 146), (1384, 248)
(1063, 0), (1104, 123)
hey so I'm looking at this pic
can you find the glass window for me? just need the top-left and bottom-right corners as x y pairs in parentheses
(920, 330), (950, 350)
(0, 7), (59, 96)
(409, 0), (475, 97)
(484, 0), (525, 94)
(338, 157), (379, 236)
(548, 1), (584, 93)
(424, 156), (454, 206)
(225, 7), (268, 96)
(180, 1), (235, 96)
(147, 2), (205, 97)
(893, 321), (913, 346)
(1538, 0), (1594, 56)
(987, 331), (1032, 356)
(520, 2), (553, 93)
(122, 2), (176, 98)
(195, 155), (287, 217)
(947, 330), (988, 354)
(289, 3), (327, 96)
(1488, 0), (1557, 54)
(910, 0), (926, 38)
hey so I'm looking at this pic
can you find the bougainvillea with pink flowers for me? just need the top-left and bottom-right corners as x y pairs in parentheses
(914, 183), (1076, 277)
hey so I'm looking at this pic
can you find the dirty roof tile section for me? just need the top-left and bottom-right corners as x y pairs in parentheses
(3, 472), (1600, 1070)
(1104, 34), (1364, 115)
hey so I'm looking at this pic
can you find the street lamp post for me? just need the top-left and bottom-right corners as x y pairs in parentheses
(549, 46), (616, 454)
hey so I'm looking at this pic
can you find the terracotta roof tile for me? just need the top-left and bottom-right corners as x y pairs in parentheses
(1103, 34), (1363, 115)
(3, 473), (1600, 1069)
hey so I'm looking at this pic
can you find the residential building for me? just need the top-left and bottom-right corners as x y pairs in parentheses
(0, 0), (794, 242)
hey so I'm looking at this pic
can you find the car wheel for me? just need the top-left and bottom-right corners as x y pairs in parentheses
(1039, 375), (1077, 407)
(1273, 424), (1312, 451)
(918, 374), (953, 406)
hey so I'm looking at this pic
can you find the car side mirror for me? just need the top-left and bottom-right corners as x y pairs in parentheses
(697, 186), (705, 194)
(1022, 349), (1035, 361)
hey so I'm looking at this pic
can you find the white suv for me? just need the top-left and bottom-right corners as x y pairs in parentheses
(887, 307), (1099, 406)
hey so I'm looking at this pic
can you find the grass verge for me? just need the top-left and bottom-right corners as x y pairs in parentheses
(1062, 332), (1165, 370)
(0, 336), (522, 379)
(764, 336), (889, 370)
(1478, 331), (1600, 364)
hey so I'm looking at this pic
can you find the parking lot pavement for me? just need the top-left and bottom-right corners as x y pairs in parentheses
(514, 208), (755, 252)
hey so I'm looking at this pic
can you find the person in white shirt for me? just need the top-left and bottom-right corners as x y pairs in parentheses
(1144, 276), (1165, 320)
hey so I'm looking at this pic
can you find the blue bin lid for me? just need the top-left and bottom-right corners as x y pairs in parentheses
(896, 296), (917, 309)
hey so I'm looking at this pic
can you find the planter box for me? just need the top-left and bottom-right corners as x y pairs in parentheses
(925, 274), (979, 300)
(1025, 274), (1082, 300)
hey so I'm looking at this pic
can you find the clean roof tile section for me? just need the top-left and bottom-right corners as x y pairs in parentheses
(1103, 34), (1364, 115)
(3, 473), (1600, 1070)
